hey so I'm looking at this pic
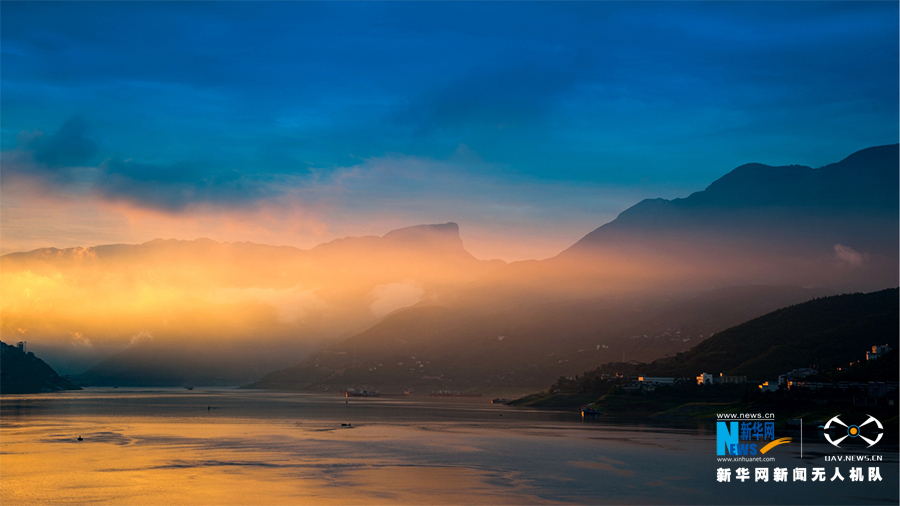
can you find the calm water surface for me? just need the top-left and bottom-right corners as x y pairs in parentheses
(1, 388), (897, 505)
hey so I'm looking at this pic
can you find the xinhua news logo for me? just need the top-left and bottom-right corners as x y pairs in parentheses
(716, 416), (790, 456)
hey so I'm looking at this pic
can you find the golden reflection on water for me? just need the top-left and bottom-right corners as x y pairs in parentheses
(7, 391), (897, 505)
(1, 419), (555, 505)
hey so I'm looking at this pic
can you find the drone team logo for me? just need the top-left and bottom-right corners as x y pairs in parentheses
(824, 415), (883, 448)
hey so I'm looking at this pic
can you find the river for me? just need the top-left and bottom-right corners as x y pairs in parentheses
(1, 388), (896, 505)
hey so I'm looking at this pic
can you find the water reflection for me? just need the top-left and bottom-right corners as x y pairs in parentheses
(1, 388), (897, 505)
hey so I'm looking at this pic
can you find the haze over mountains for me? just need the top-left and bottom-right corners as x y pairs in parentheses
(1, 222), (504, 381)
(1, 145), (896, 387)
(464, 144), (898, 304)
(250, 144), (898, 392)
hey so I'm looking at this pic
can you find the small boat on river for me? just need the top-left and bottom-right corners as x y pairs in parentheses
(344, 389), (380, 397)
(581, 405), (602, 416)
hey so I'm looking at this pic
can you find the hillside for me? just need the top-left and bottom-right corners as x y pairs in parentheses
(638, 288), (898, 380)
(245, 285), (830, 392)
(0, 341), (81, 394)
(514, 288), (899, 414)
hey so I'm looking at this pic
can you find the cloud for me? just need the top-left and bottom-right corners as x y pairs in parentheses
(369, 282), (425, 318)
(94, 157), (277, 211)
(24, 116), (99, 169)
(396, 60), (580, 136)
(5, 117), (288, 212)
(129, 329), (153, 346)
(71, 331), (93, 348)
(3, 117), (101, 191)
(2, 117), (681, 262)
(213, 285), (326, 324)
(834, 244), (867, 267)
(1, 130), (668, 261)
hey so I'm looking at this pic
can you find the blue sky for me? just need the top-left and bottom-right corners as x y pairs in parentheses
(1, 2), (897, 259)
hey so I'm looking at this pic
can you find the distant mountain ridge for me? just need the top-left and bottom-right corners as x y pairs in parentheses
(566, 144), (898, 265)
(465, 144), (898, 300)
(382, 222), (464, 247)
(3, 221), (481, 267)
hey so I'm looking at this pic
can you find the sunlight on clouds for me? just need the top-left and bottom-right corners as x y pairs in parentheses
(0, 218), (506, 371)
(1, 139), (667, 262)
(70, 331), (92, 348)
(214, 285), (327, 324)
(368, 282), (426, 318)
(128, 329), (153, 346)
(834, 244), (867, 267)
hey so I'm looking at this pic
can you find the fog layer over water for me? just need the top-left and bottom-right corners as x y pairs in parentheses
(2, 389), (897, 505)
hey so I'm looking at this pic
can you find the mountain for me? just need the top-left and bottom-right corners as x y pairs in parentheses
(635, 288), (898, 381)
(575, 144), (897, 249)
(558, 144), (898, 292)
(245, 285), (831, 392)
(0, 341), (81, 394)
(462, 145), (897, 305)
(5, 145), (897, 388)
(0, 222), (505, 384)
(249, 145), (898, 392)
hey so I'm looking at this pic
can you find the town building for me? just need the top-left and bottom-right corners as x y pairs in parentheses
(778, 367), (817, 386)
(637, 376), (675, 385)
(696, 372), (746, 385)
(697, 372), (714, 385)
(867, 344), (892, 361)
(758, 381), (778, 392)
(718, 373), (747, 384)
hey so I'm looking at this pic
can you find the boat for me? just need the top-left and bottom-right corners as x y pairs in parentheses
(344, 389), (380, 397)
(581, 405), (602, 416)
(430, 390), (482, 397)
(491, 398), (512, 404)
(185, 386), (194, 391)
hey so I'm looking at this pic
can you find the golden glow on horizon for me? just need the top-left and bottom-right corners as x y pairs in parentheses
(0, 235), (507, 355)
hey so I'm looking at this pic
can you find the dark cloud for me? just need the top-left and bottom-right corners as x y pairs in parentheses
(27, 116), (98, 168)
(2, 3), (896, 210)
(96, 158), (275, 211)
(398, 60), (580, 136)
(10, 117), (279, 212)
(3, 116), (100, 187)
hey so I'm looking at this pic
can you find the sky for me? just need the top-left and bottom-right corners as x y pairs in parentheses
(2, 1), (897, 261)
